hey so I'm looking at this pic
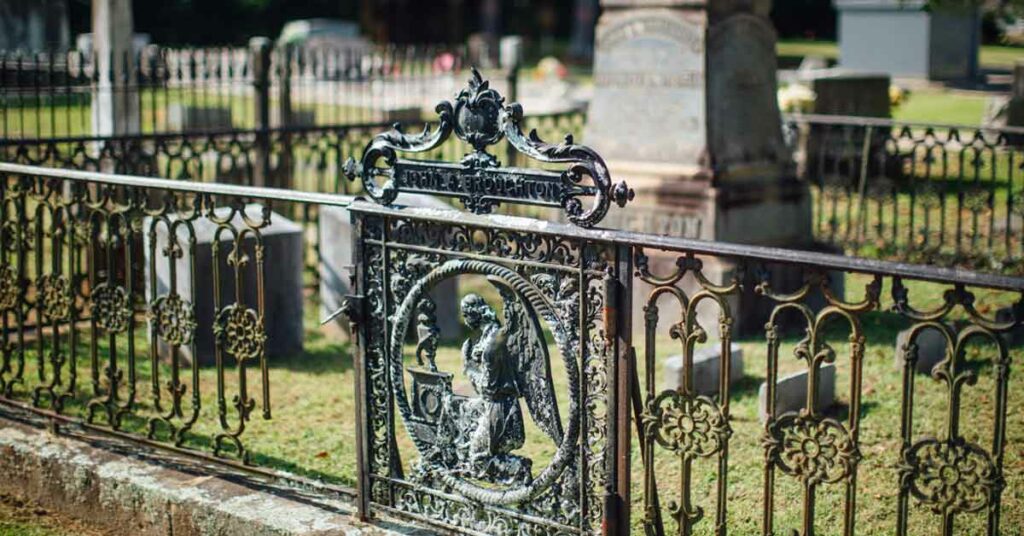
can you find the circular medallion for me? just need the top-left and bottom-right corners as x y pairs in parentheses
(389, 259), (579, 505)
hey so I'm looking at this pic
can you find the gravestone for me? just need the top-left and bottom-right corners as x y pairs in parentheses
(499, 35), (523, 71)
(320, 194), (461, 340)
(167, 103), (234, 131)
(811, 73), (891, 117)
(145, 204), (304, 365)
(997, 306), (1024, 346)
(586, 0), (815, 336)
(662, 343), (744, 396)
(803, 73), (892, 181)
(835, 0), (979, 81)
(758, 364), (836, 423)
(894, 324), (951, 374)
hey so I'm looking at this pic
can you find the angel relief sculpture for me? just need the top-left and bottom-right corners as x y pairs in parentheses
(405, 275), (564, 489)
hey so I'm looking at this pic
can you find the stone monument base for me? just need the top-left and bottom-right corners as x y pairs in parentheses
(623, 167), (836, 338)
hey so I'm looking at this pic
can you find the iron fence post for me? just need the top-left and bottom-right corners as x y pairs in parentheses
(250, 37), (272, 188)
(349, 212), (371, 522)
(605, 243), (633, 535)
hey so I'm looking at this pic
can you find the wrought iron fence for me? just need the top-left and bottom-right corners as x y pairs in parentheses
(784, 114), (1024, 273)
(0, 161), (1020, 535)
(0, 42), (469, 139)
(0, 110), (585, 290)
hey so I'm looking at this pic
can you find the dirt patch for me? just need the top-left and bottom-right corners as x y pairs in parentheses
(0, 492), (111, 536)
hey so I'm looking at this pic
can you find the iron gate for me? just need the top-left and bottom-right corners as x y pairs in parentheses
(341, 68), (635, 534)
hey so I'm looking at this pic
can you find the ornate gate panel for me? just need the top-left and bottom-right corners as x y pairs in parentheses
(341, 70), (634, 535)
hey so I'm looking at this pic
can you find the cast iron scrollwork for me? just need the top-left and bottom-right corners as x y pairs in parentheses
(344, 68), (633, 227)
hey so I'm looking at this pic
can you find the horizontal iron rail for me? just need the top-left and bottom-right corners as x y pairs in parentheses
(3, 162), (1021, 292)
(0, 162), (356, 207)
(349, 201), (1024, 292)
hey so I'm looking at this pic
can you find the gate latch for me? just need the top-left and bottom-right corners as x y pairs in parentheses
(320, 294), (364, 326)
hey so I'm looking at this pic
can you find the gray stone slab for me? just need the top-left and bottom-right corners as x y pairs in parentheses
(319, 194), (461, 340)
(662, 342), (744, 396)
(810, 73), (891, 117)
(997, 306), (1024, 346)
(167, 103), (233, 131)
(584, 8), (708, 165)
(894, 324), (953, 374)
(758, 364), (836, 424)
(145, 204), (304, 365)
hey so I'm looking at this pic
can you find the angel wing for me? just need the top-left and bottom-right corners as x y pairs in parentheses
(488, 276), (564, 444)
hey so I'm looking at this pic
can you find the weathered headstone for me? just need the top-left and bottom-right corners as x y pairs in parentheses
(145, 204), (304, 365)
(167, 103), (234, 131)
(834, 0), (979, 81)
(319, 194), (461, 340)
(586, 0), (814, 336)
(758, 363), (836, 424)
(997, 306), (1024, 346)
(894, 324), (950, 374)
(499, 35), (523, 70)
(811, 73), (891, 117)
(662, 343), (744, 396)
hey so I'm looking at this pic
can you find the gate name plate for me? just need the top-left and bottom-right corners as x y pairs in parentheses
(343, 68), (633, 228)
(391, 160), (582, 211)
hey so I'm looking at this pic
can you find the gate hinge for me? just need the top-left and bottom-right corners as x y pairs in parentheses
(321, 294), (365, 326)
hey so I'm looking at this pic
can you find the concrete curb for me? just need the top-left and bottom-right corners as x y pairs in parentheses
(0, 416), (430, 536)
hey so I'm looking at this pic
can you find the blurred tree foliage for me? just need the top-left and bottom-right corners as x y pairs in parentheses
(770, 0), (837, 39)
(90, 0), (359, 46)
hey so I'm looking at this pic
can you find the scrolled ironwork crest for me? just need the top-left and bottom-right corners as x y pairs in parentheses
(344, 68), (633, 227)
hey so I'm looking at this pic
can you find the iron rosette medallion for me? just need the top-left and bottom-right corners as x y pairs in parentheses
(901, 437), (998, 515)
(388, 258), (581, 506)
(643, 390), (731, 459)
(764, 412), (860, 485)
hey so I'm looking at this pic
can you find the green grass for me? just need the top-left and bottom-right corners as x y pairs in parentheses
(893, 89), (989, 125)
(778, 39), (839, 61)
(980, 44), (1024, 69)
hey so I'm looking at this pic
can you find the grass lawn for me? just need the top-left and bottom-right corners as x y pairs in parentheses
(2, 271), (1022, 534)
(892, 89), (989, 125)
